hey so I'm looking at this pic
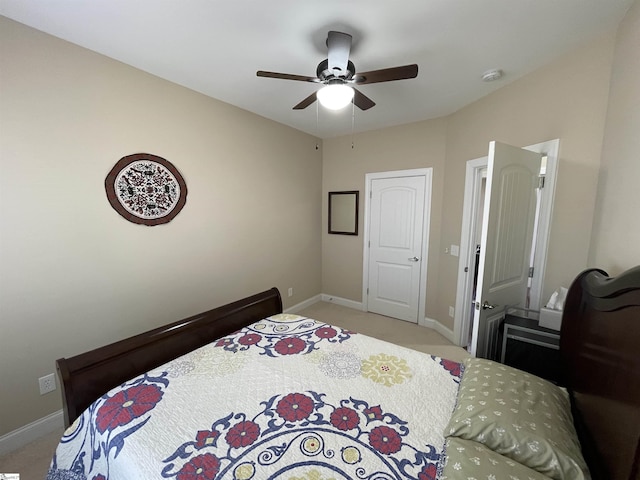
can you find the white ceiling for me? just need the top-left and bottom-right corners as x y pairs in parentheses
(0, 0), (634, 138)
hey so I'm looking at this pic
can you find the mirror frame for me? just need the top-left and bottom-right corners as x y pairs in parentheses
(328, 191), (359, 235)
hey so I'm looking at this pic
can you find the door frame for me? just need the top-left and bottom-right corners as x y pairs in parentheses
(362, 168), (433, 325)
(454, 157), (487, 347)
(453, 139), (559, 346)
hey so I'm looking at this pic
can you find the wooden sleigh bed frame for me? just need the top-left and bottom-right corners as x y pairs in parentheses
(57, 288), (283, 429)
(56, 267), (640, 480)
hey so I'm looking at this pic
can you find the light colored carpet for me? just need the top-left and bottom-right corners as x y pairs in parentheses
(0, 428), (63, 479)
(0, 300), (468, 478)
(298, 301), (470, 363)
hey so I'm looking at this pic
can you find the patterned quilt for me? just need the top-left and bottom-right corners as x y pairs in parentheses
(47, 314), (463, 480)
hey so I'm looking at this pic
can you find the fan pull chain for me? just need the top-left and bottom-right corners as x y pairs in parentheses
(351, 101), (355, 149)
(315, 101), (320, 150)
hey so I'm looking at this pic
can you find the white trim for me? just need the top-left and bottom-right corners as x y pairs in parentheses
(0, 409), (64, 455)
(422, 316), (456, 343)
(522, 139), (559, 311)
(320, 294), (364, 311)
(362, 168), (433, 324)
(284, 294), (322, 314)
(285, 294), (365, 314)
(454, 157), (487, 346)
(292, 293), (455, 342)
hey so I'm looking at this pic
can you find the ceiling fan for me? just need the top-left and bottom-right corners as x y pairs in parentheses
(257, 31), (418, 111)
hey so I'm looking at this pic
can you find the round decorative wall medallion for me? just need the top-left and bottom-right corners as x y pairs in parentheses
(105, 153), (187, 226)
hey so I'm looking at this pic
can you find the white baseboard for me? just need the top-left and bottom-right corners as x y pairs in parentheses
(420, 316), (456, 344)
(285, 293), (364, 313)
(0, 409), (64, 456)
(284, 294), (322, 314)
(289, 294), (454, 343)
(320, 294), (364, 311)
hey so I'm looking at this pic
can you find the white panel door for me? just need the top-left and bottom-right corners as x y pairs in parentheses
(471, 141), (542, 357)
(367, 176), (425, 322)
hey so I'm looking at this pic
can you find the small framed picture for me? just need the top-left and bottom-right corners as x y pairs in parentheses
(328, 191), (359, 235)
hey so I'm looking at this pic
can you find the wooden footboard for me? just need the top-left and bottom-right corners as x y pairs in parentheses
(57, 287), (282, 428)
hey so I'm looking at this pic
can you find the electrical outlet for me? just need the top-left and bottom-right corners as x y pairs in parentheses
(449, 306), (455, 318)
(39, 373), (56, 395)
(288, 287), (293, 297)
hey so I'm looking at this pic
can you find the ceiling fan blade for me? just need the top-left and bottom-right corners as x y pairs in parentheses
(353, 88), (375, 111)
(327, 31), (352, 76)
(353, 64), (418, 85)
(257, 71), (320, 83)
(293, 92), (318, 110)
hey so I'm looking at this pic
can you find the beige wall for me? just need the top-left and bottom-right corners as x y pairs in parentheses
(589, 0), (640, 272)
(438, 33), (615, 330)
(322, 33), (615, 332)
(2, 0), (639, 439)
(322, 119), (448, 318)
(0, 18), (322, 435)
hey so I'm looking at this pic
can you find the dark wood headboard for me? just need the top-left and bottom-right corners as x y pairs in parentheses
(560, 266), (640, 480)
(56, 287), (282, 428)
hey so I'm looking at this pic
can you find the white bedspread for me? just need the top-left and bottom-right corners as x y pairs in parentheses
(47, 314), (462, 480)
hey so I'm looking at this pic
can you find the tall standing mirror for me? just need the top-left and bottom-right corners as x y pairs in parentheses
(328, 191), (359, 235)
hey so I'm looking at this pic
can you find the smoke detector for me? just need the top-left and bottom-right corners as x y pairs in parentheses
(481, 69), (503, 82)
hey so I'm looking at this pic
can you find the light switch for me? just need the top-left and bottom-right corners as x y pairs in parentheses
(451, 244), (460, 257)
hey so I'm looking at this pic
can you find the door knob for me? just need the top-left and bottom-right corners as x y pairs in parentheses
(408, 256), (420, 262)
(482, 301), (497, 310)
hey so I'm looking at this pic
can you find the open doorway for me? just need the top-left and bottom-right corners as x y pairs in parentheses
(453, 139), (559, 352)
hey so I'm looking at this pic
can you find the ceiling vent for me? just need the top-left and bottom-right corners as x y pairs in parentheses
(481, 69), (503, 82)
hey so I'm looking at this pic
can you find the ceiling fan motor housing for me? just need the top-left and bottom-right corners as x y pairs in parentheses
(317, 59), (356, 83)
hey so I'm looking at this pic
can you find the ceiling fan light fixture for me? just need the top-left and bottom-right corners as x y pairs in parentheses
(317, 83), (354, 110)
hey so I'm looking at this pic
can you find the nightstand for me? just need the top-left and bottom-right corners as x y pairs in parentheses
(501, 314), (561, 383)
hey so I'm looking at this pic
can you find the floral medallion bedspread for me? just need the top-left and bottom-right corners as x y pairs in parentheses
(47, 314), (463, 480)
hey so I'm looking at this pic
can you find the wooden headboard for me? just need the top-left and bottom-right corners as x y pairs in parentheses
(560, 266), (640, 480)
(56, 287), (282, 428)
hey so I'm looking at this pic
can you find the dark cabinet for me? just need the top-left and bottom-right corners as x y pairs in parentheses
(501, 314), (561, 383)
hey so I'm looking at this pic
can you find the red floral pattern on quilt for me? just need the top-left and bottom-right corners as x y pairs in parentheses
(47, 315), (463, 480)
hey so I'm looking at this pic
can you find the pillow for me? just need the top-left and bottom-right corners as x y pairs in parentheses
(441, 437), (553, 480)
(444, 357), (590, 480)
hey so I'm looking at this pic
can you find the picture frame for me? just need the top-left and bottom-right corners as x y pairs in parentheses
(105, 153), (187, 226)
(328, 191), (359, 235)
